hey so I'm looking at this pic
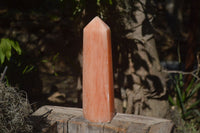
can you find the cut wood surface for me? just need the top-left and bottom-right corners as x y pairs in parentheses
(32, 105), (174, 133)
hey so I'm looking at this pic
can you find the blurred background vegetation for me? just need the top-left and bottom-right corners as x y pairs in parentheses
(0, 0), (200, 132)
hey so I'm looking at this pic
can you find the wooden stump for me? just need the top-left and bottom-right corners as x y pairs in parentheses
(32, 105), (174, 133)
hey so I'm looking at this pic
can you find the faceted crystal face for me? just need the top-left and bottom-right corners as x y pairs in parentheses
(83, 16), (114, 122)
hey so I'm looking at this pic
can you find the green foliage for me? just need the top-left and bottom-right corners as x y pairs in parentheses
(97, 0), (113, 6)
(168, 74), (200, 120)
(22, 65), (35, 75)
(69, 0), (113, 16)
(177, 119), (200, 133)
(0, 38), (36, 85)
(72, 0), (85, 16)
(0, 38), (21, 64)
(41, 52), (59, 76)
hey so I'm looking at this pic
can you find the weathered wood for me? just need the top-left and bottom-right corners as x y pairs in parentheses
(44, 122), (57, 133)
(32, 105), (83, 132)
(32, 105), (174, 133)
(68, 116), (104, 133)
(109, 113), (174, 133)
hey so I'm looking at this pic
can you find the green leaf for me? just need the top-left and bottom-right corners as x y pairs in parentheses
(54, 72), (58, 76)
(0, 48), (5, 64)
(183, 110), (193, 119)
(187, 100), (200, 111)
(52, 53), (59, 62)
(0, 38), (21, 64)
(22, 65), (35, 74)
(176, 83), (186, 113)
(41, 59), (49, 63)
(182, 89), (186, 102)
(179, 73), (184, 87)
(185, 77), (195, 96)
(168, 96), (175, 105)
(109, 0), (112, 5)
(187, 82), (200, 99)
(183, 109), (200, 120)
(10, 41), (21, 55)
(97, 0), (100, 6)
(176, 83), (183, 102)
(184, 78), (195, 102)
(0, 38), (12, 61)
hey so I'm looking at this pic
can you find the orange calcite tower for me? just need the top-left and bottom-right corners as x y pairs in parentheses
(83, 16), (115, 122)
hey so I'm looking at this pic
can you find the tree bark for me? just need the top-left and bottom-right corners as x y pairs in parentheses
(112, 0), (169, 118)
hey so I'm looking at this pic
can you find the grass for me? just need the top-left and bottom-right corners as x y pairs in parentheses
(0, 82), (33, 133)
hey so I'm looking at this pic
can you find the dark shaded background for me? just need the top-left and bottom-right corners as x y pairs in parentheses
(0, 0), (199, 112)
